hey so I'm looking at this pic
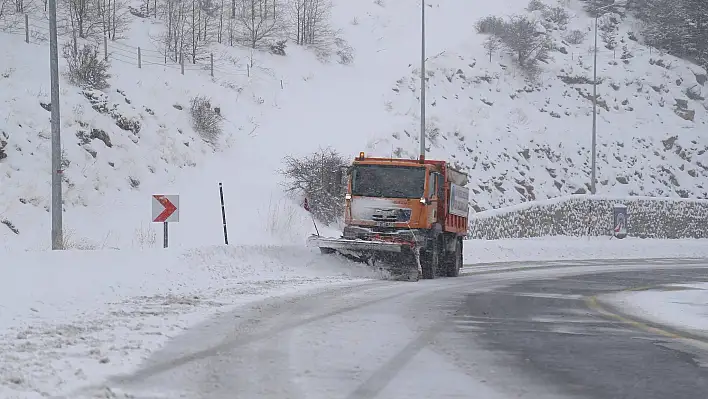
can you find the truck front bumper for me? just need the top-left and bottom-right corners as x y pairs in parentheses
(307, 236), (405, 253)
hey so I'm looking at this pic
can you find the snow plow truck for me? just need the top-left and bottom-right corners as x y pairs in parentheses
(307, 152), (470, 281)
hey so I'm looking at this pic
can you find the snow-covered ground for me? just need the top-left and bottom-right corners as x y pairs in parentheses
(0, 245), (380, 398)
(2, 237), (708, 398)
(602, 282), (708, 337)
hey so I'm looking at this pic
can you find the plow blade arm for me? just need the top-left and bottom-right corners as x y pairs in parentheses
(307, 236), (404, 253)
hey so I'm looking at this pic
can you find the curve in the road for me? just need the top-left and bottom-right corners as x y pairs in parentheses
(455, 265), (708, 399)
(72, 259), (708, 399)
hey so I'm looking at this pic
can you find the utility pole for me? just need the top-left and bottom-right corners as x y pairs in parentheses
(591, 3), (598, 195)
(419, 0), (426, 162)
(591, 2), (617, 195)
(49, 0), (63, 249)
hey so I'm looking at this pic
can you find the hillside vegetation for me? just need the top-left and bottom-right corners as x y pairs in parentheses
(1, 0), (707, 248)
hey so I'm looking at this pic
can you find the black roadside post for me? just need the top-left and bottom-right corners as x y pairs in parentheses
(219, 183), (229, 245)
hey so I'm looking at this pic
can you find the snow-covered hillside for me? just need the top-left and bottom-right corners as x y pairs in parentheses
(1, 0), (708, 249)
(377, 1), (708, 212)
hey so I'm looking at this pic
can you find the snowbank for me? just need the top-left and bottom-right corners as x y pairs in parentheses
(469, 195), (708, 239)
(601, 283), (708, 338)
(463, 236), (708, 264)
(0, 245), (378, 398)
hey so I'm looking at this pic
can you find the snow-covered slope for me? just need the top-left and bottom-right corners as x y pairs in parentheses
(2, 0), (708, 249)
(376, 1), (708, 212)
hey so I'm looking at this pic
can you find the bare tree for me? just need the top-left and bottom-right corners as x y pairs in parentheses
(13, 0), (25, 12)
(234, 0), (281, 48)
(217, 0), (225, 42)
(1, 0), (35, 30)
(186, 0), (211, 62)
(160, 0), (189, 61)
(0, 0), (13, 24)
(96, 0), (130, 40)
(289, 0), (330, 46)
(61, 0), (103, 40)
(483, 36), (502, 61)
(287, 0), (351, 63)
(498, 14), (551, 67)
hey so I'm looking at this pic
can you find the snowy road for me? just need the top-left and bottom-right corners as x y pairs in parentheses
(73, 259), (708, 399)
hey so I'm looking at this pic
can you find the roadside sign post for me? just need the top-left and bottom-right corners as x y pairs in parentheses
(152, 194), (179, 248)
(613, 203), (627, 239)
(219, 183), (229, 245)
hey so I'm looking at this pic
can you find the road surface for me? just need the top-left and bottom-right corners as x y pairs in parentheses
(76, 258), (708, 398)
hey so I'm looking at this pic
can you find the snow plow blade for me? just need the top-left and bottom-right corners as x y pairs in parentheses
(307, 236), (404, 253)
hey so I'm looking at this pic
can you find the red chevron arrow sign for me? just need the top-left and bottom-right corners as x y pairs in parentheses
(152, 194), (179, 223)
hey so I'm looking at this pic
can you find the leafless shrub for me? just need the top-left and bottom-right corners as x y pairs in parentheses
(190, 96), (223, 143)
(280, 147), (348, 224)
(133, 224), (157, 249)
(475, 15), (505, 34)
(270, 39), (287, 55)
(334, 35), (354, 64)
(526, 0), (546, 12)
(61, 42), (111, 89)
(0, 131), (8, 161)
(563, 29), (586, 44)
(61, 228), (99, 250)
(542, 5), (569, 27)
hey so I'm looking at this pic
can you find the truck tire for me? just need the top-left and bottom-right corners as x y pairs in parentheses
(446, 237), (462, 277)
(421, 238), (440, 279)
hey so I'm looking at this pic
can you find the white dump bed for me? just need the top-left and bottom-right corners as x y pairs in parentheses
(448, 183), (470, 217)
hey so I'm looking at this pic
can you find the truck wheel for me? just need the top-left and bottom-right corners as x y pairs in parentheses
(421, 238), (439, 279)
(320, 247), (336, 255)
(446, 237), (462, 277)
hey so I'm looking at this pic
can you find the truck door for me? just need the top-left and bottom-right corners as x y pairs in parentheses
(427, 172), (441, 224)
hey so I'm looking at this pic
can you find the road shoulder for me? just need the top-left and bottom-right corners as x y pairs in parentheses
(590, 284), (708, 344)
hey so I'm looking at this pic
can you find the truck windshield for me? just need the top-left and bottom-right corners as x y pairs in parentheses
(351, 165), (426, 198)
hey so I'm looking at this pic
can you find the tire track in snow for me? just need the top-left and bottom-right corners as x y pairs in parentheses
(108, 282), (422, 385)
(344, 321), (447, 399)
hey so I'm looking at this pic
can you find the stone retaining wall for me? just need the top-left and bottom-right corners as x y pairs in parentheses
(469, 195), (708, 239)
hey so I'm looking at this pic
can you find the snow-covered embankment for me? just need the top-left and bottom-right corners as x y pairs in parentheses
(0, 245), (377, 398)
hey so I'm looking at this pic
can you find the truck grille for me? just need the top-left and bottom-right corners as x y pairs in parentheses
(371, 208), (411, 223)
